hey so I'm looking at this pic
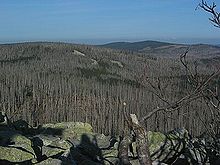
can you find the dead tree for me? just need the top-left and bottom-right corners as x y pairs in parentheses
(130, 114), (152, 165)
(198, 0), (220, 28)
(116, 2), (220, 164)
(118, 50), (220, 164)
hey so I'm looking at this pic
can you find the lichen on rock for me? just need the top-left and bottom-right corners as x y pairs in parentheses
(0, 146), (34, 163)
(41, 122), (93, 139)
(148, 131), (166, 155)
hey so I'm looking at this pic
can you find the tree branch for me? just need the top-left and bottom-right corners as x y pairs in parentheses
(199, 0), (220, 28)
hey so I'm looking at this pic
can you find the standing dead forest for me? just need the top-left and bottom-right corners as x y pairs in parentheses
(0, 42), (219, 137)
(0, 0), (219, 139)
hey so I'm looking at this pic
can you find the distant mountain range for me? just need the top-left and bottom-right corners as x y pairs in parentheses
(99, 40), (220, 58)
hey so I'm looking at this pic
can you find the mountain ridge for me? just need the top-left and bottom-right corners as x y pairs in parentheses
(99, 40), (220, 58)
(1, 41), (220, 58)
(99, 40), (176, 51)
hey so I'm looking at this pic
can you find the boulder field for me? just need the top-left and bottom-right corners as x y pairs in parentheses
(0, 112), (218, 164)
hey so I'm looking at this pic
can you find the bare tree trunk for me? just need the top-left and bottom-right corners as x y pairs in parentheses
(130, 114), (152, 165)
(118, 136), (132, 165)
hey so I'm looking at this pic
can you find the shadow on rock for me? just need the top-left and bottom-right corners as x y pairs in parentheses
(0, 115), (65, 164)
(12, 119), (64, 137)
(31, 137), (47, 161)
(63, 134), (104, 165)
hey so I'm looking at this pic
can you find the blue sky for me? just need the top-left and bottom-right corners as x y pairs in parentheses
(0, 0), (220, 44)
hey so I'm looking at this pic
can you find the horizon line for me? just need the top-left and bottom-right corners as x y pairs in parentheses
(0, 39), (219, 46)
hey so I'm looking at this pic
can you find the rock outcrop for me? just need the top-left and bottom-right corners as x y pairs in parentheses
(0, 112), (219, 164)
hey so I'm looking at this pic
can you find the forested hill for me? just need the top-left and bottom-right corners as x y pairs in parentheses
(0, 42), (219, 136)
(99, 40), (220, 58)
(99, 41), (173, 51)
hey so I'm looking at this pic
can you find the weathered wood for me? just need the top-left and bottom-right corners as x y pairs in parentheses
(118, 136), (132, 165)
(130, 114), (152, 165)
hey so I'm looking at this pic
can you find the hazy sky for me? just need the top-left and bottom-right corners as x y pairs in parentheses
(0, 0), (220, 44)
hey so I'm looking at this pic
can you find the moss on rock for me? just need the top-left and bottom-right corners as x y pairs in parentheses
(42, 145), (64, 158)
(11, 134), (35, 155)
(42, 122), (93, 139)
(148, 131), (166, 154)
(0, 146), (34, 162)
(36, 158), (62, 165)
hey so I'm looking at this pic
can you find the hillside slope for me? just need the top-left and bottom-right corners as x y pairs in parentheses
(0, 42), (218, 136)
(100, 41), (220, 58)
(99, 40), (173, 51)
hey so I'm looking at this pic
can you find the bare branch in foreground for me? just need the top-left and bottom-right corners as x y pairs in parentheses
(199, 0), (220, 28)
(141, 50), (220, 124)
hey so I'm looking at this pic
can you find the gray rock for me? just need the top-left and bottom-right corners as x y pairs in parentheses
(0, 146), (35, 163)
(36, 158), (63, 165)
(149, 128), (189, 163)
(41, 122), (93, 139)
(184, 138), (208, 164)
(42, 145), (65, 158)
(33, 134), (61, 146)
(12, 119), (30, 133)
